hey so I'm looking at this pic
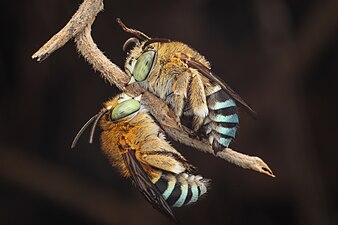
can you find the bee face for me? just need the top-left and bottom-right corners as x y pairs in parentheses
(125, 42), (158, 85)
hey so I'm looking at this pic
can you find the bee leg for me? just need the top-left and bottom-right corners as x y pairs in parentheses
(189, 72), (208, 131)
(171, 71), (192, 117)
(165, 93), (182, 126)
(136, 137), (188, 174)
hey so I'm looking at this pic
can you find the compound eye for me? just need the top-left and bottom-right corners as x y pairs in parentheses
(132, 51), (155, 81)
(111, 99), (141, 120)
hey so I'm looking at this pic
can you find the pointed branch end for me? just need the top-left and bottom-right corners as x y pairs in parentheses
(253, 156), (275, 178)
(32, 51), (49, 62)
(217, 148), (275, 178)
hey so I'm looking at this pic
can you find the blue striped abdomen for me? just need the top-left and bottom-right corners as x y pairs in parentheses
(204, 89), (239, 153)
(152, 172), (210, 207)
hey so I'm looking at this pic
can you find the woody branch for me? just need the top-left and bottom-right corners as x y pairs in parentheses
(32, 0), (274, 177)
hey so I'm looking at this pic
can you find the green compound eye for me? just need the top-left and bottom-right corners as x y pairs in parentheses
(132, 51), (155, 81)
(111, 99), (141, 120)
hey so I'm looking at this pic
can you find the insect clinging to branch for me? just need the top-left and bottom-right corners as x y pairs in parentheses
(118, 18), (257, 154)
(72, 93), (210, 221)
(31, 0), (275, 221)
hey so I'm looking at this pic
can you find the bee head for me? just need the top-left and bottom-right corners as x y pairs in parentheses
(118, 18), (170, 84)
(124, 38), (157, 85)
(71, 93), (142, 148)
(124, 40), (170, 85)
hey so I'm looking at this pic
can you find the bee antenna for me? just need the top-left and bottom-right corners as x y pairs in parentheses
(143, 38), (171, 49)
(123, 37), (140, 52)
(89, 109), (109, 144)
(71, 113), (99, 149)
(116, 18), (151, 41)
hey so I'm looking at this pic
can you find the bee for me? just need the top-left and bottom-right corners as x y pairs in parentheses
(71, 93), (210, 221)
(118, 19), (257, 154)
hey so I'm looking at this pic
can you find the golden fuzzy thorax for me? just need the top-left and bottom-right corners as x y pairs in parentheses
(127, 41), (215, 96)
(126, 41), (222, 130)
(99, 96), (189, 178)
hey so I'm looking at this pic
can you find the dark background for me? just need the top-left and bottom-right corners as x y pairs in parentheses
(1, 0), (337, 225)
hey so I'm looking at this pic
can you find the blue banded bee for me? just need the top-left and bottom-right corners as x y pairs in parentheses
(117, 19), (257, 154)
(72, 93), (210, 221)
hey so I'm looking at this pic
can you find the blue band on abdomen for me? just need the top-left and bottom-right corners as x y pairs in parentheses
(209, 99), (236, 110)
(173, 182), (188, 207)
(215, 126), (237, 138)
(162, 176), (176, 200)
(210, 113), (239, 123)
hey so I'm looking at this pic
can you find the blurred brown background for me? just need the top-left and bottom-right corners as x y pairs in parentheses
(1, 0), (337, 225)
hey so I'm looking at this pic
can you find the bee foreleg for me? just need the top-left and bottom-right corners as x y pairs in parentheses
(189, 72), (208, 131)
(171, 71), (192, 117)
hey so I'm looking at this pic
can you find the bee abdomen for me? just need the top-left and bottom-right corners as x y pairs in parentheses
(152, 172), (210, 207)
(205, 90), (239, 153)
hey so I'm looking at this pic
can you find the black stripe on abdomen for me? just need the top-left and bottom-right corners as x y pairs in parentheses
(166, 183), (182, 206)
(154, 176), (168, 193)
(183, 187), (193, 205)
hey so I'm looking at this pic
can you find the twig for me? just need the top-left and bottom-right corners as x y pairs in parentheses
(141, 91), (274, 176)
(74, 18), (129, 89)
(32, 0), (104, 62)
(32, 0), (274, 177)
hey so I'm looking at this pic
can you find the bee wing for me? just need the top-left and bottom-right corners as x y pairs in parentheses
(122, 150), (176, 222)
(181, 54), (258, 119)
